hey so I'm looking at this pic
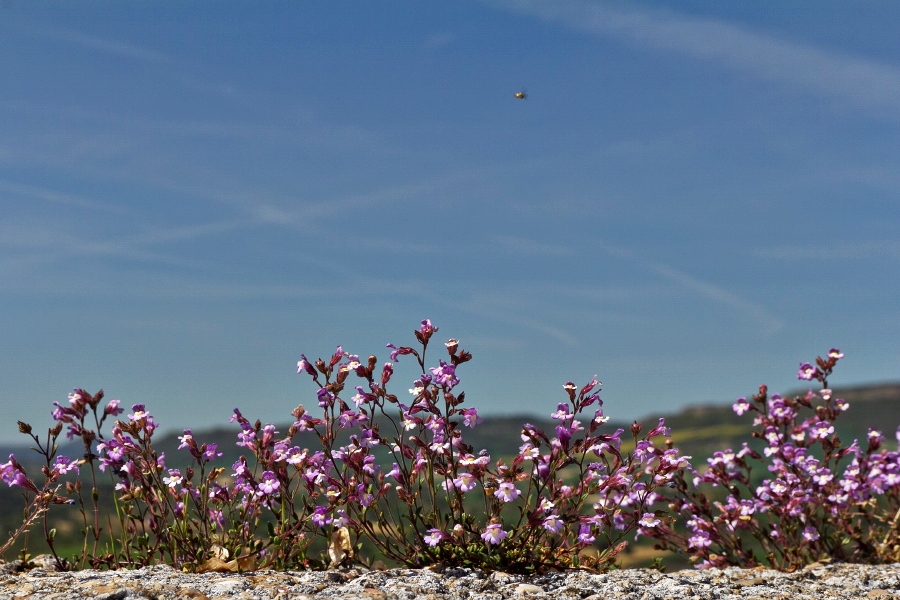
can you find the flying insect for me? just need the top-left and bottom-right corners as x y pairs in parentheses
(514, 89), (527, 100)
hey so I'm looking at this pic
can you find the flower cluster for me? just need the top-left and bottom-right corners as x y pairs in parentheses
(11, 326), (893, 574)
(1, 320), (688, 574)
(289, 319), (691, 573)
(643, 349), (900, 570)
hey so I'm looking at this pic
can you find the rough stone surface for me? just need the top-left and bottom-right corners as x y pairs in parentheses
(0, 556), (895, 599)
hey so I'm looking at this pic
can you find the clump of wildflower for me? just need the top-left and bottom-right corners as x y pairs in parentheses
(644, 349), (900, 570)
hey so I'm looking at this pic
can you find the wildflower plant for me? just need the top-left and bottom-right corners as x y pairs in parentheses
(0, 420), (78, 569)
(5, 390), (330, 571)
(643, 349), (900, 570)
(292, 320), (692, 573)
(17, 324), (899, 575)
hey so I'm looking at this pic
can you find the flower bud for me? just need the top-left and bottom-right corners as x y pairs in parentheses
(445, 339), (459, 355)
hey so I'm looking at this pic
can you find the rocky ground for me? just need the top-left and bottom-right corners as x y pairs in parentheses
(0, 555), (897, 599)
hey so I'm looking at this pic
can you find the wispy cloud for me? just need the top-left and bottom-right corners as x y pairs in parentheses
(490, 234), (576, 257)
(10, 21), (175, 65)
(484, 233), (783, 333)
(755, 240), (900, 261)
(489, 0), (900, 118)
(5, 22), (266, 105)
(647, 262), (783, 335)
(598, 242), (784, 335)
(0, 180), (128, 214)
(424, 31), (455, 51)
(0, 216), (244, 269)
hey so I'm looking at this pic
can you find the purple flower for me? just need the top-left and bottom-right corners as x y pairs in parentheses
(203, 444), (222, 461)
(828, 348), (844, 359)
(316, 388), (335, 408)
(733, 397), (751, 416)
(462, 408), (483, 428)
(311, 506), (332, 528)
(803, 526), (820, 542)
(768, 397), (796, 422)
(420, 319), (437, 337)
(453, 472), (477, 493)
(494, 482), (520, 503)
(1, 456), (17, 481)
(633, 440), (655, 464)
(333, 509), (349, 528)
(798, 362), (818, 381)
(542, 514), (564, 533)
(236, 426), (256, 448)
(128, 404), (149, 422)
(424, 529), (446, 546)
(639, 513), (661, 528)
(688, 531), (712, 548)
(577, 523), (595, 544)
(104, 399), (124, 417)
(297, 354), (317, 376)
(258, 471), (280, 495)
(339, 410), (367, 429)
(646, 418), (671, 438)
(53, 456), (79, 476)
(481, 524), (507, 545)
(810, 421), (835, 440)
(178, 430), (193, 450)
(359, 428), (379, 448)
(551, 403), (574, 421)
(429, 361), (459, 388)
(163, 469), (183, 488)
(209, 509), (225, 529)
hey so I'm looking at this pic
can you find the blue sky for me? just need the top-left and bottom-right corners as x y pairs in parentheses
(1, 1), (898, 444)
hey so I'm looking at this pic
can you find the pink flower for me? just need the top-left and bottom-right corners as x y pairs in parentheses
(798, 362), (818, 381)
(297, 354), (317, 376)
(481, 524), (507, 545)
(551, 403), (574, 421)
(424, 529), (446, 546)
(163, 469), (183, 488)
(104, 399), (124, 417)
(453, 472), (477, 493)
(577, 524), (595, 544)
(646, 418), (671, 438)
(810, 421), (835, 440)
(258, 471), (280, 495)
(429, 361), (459, 388)
(53, 456), (79, 476)
(732, 398), (751, 416)
(542, 515), (564, 533)
(639, 513), (661, 528)
(494, 482), (520, 503)
(688, 531), (712, 548)
(462, 408), (483, 428)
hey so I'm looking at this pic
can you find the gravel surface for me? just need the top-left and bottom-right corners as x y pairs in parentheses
(0, 556), (895, 599)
